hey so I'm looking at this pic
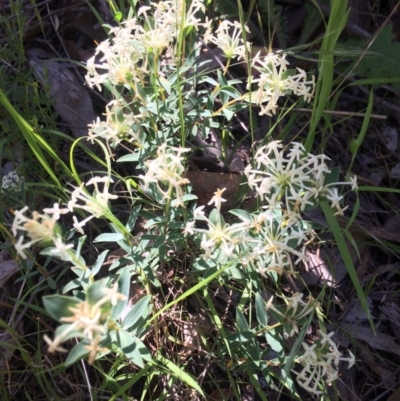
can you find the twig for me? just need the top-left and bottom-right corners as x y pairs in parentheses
(282, 108), (387, 120)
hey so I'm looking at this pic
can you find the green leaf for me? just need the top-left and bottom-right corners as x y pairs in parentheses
(236, 308), (249, 332)
(92, 250), (109, 276)
(65, 341), (88, 366)
(229, 209), (252, 221)
(171, 194), (197, 207)
(62, 279), (81, 294)
(126, 205), (141, 232)
(320, 200), (374, 330)
(0, 89), (74, 187)
(255, 293), (268, 327)
(94, 233), (124, 243)
(144, 216), (166, 228)
(64, 338), (111, 367)
(155, 354), (205, 396)
(220, 85), (241, 100)
(117, 153), (140, 162)
(116, 330), (151, 368)
(306, 0), (350, 150)
(75, 235), (87, 262)
(42, 295), (81, 321)
(226, 331), (254, 343)
(222, 107), (234, 120)
(348, 89), (373, 172)
(111, 268), (131, 320)
(355, 25), (400, 89)
(198, 76), (218, 86)
(158, 76), (171, 95)
(122, 295), (152, 334)
(266, 329), (284, 355)
(115, 11), (122, 21)
(323, 166), (340, 186)
(208, 208), (224, 227)
(247, 339), (261, 365)
(86, 278), (111, 306)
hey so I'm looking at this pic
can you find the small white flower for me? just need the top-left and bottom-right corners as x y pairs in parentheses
(49, 238), (74, 261)
(14, 235), (31, 259)
(326, 188), (343, 211)
(88, 100), (145, 148)
(72, 215), (92, 235)
(249, 52), (315, 116)
(80, 315), (106, 341)
(43, 335), (68, 354)
(12, 206), (29, 236)
(348, 175), (358, 191)
(207, 188), (227, 212)
(139, 144), (190, 206)
(101, 282), (127, 306)
(200, 234), (216, 259)
(43, 203), (69, 221)
(184, 221), (195, 236)
(44, 322), (80, 353)
(207, 20), (250, 61)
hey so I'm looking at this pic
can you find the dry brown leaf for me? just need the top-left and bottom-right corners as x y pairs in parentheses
(26, 48), (97, 141)
(186, 170), (242, 212)
(342, 323), (400, 357)
(0, 250), (19, 289)
(64, 9), (107, 43)
(379, 302), (400, 340)
(64, 40), (94, 64)
(357, 222), (400, 243)
(340, 298), (372, 324)
(357, 348), (396, 388)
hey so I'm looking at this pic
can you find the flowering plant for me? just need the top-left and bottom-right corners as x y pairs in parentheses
(8, 0), (358, 397)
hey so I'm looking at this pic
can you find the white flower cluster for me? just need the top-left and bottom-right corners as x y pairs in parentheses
(250, 52), (315, 116)
(12, 203), (70, 260)
(205, 20), (250, 61)
(184, 141), (356, 278)
(12, 176), (117, 259)
(266, 292), (318, 338)
(265, 292), (355, 393)
(84, 0), (208, 147)
(295, 331), (355, 395)
(238, 208), (308, 275)
(85, 0), (206, 91)
(68, 176), (118, 234)
(185, 189), (250, 259)
(84, 0), (316, 147)
(185, 192), (308, 275)
(245, 141), (357, 217)
(139, 144), (190, 207)
(88, 100), (145, 148)
(44, 282), (126, 364)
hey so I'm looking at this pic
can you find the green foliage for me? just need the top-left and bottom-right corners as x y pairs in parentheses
(306, 0), (350, 151)
(354, 25), (400, 89)
(1, 0), (367, 399)
(43, 295), (81, 320)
